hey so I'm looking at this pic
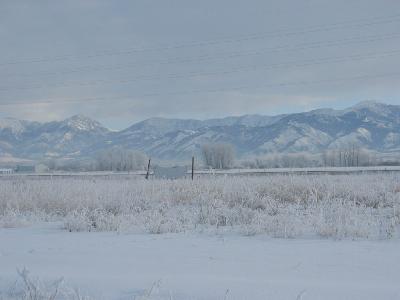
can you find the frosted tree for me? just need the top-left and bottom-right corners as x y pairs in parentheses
(201, 143), (235, 169)
(95, 147), (147, 171)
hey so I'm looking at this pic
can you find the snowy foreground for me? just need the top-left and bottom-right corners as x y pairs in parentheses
(0, 174), (400, 299)
(1, 223), (400, 300)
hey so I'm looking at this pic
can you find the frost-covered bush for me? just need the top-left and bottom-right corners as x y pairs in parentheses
(1, 268), (91, 300)
(1, 269), (166, 300)
(0, 173), (399, 239)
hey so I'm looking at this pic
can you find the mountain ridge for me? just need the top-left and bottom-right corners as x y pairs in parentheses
(0, 101), (399, 162)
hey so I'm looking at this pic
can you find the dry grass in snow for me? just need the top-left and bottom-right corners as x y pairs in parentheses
(0, 174), (399, 239)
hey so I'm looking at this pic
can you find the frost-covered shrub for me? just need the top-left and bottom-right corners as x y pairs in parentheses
(243, 205), (306, 238)
(0, 173), (399, 239)
(315, 200), (381, 239)
(63, 209), (124, 232)
(1, 268), (92, 300)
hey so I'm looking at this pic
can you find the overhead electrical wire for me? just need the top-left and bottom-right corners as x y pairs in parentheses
(5, 31), (400, 79)
(1, 48), (399, 92)
(0, 71), (399, 106)
(1, 12), (399, 109)
(1, 12), (400, 66)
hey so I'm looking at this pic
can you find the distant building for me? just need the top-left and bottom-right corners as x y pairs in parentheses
(0, 168), (13, 175)
(153, 166), (187, 179)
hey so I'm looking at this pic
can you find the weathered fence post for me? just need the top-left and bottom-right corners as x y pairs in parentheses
(145, 158), (151, 180)
(191, 156), (194, 180)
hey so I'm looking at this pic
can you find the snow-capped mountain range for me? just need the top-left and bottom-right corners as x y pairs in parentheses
(0, 101), (399, 162)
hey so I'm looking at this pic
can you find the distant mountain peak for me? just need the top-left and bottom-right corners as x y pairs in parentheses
(348, 101), (395, 116)
(64, 115), (106, 131)
(352, 100), (383, 109)
(0, 117), (29, 135)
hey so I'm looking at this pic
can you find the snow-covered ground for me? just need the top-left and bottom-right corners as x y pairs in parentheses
(1, 223), (400, 300)
(1, 174), (400, 299)
(1, 174), (399, 238)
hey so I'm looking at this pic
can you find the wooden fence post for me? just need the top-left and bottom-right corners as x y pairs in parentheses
(191, 156), (194, 180)
(145, 158), (151, 180)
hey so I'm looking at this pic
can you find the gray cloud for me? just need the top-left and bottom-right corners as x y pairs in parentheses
(0, 0), (399, 129)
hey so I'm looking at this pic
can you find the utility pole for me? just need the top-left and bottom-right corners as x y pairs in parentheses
(145, 158), (151, 180)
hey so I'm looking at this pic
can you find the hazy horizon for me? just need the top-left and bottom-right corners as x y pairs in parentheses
(0, 99), (398, 130)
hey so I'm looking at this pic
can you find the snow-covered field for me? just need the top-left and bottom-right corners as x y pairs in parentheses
(1, 223), (400, 300)
(1, 174), (400, 299)
(1, 174), (399, 238)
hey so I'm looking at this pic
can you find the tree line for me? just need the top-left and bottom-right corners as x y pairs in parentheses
(37, 143), (399, 172)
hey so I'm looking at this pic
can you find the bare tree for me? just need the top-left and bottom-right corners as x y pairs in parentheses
(322, 145), (372, 167)
(201, 143), (235, 169)
(95, 147), (148, 171)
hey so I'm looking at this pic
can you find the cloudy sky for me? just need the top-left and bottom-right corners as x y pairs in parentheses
(0, 0), (399, 129)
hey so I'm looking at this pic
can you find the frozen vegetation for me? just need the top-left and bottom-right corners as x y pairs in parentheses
(1, 173), (399, 239)
(1, 173), (400, 299)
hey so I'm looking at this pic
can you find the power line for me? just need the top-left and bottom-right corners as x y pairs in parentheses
(1, 71), (399, 106)
(1, 12), (400, 66)
(1, 48), (399, 92)
(5, 31), (400, 79)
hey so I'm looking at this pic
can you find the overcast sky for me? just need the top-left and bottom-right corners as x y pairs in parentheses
(0, 0), (399, 129)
